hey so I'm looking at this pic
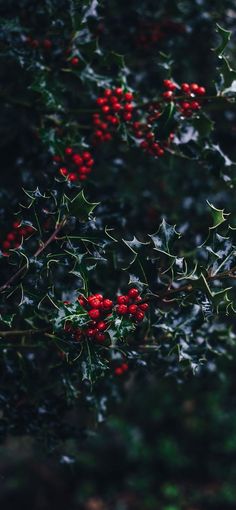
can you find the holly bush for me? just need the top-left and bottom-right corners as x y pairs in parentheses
(1, 0), (236, 507)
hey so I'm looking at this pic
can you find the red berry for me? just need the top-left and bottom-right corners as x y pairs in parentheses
(134, 130), (143, 139)
(31, 39), (39, 48)
(13, 221), (20, 229)
(88, 309), (100, 320)
(103, 133), (112, 141)
(94, 130), (103, 138)
(104, 88), (112, 97)
(96, 97), (106, 106)
(70, 57), (79, 66)
(181, 83), (190, 93)
(79, 165), (90, 175)
(128, 304), (138, 315)
(146, 131), (155, 140)
(190, 83), (199, 93)
(43, 39), (52, 50)
(163, 79), (176, 90)
(102, 105), (110, 114)
(122, 363), (128, 371)
(86, 158), (94, 167)
(97, 321), (107, 331)
(124, 103), (133, 112)
(162, 91), (173, 101)
(135, 310), (145, 321)
(93, 117), (101, 126)
(139, 303), (149, 311)
(87, 328), (97, 337)
(65, 147), (73, 155)
(115, 87), (123, 96)
(68, 173), (78, 181)
(7, 232), (15, 241)
(181, 101), (191, 110)
(103, 299), (113, 309)
(99, 122), (107, 131)
(117, 304), (128, 315)
(2, 241), (10, 250)
(78, 297), (86, 307)
(140, 141), (148, 149)
(191, 101), (200, 110)
(123, 113), (132, 121)
(124, 92), (133, 101)
(156, 147), (164, 157)
(114, 367), (123, 375)
(117, 295), (129, 305)
(110, 95), (118, 104)
(133, 122), (141, 130)
(89, 298), (102, 309)
(197, 86), (206, 96)
(95, 332), (106, 343)
(82, 151), (92, 161)
(128, 288), (139, 299)
(112, 103), (122, 112)
(59, 167), (68, 176)
(94, 293), (103, 301)
(110, 116), (119, 125)
(72, 154), (83, 165)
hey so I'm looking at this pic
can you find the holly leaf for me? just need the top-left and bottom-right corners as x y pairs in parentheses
(0, 313), (15, 327)
(65, 190), (99, 222)
(149, 219), (181, 258)
(81, 340), (109, 385)
(122, 236), (150, 266)
(216, 57), (236, 93)
(205, 233), (235, 277)
(213, 25), (236, 93)
(192, 113), (214, 139)
(214, 24), (231, 57)
(207, 201), (229, 230)
(109, 316), (136, 344)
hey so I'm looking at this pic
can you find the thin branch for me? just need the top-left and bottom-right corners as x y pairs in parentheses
(0, 218), (67, 292)
(0, 327), (49, 338)
(143, 266), (236, 304)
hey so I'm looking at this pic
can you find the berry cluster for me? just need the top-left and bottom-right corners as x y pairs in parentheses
(131, 99), (175, 158)
(65, 293), (113, 344)
(114, 362), (129, 376)
(135, 20), (185, 50)
(162, 79), (206, 117)
(1, 221), (34, 256)
(116, 288), (149, 322)
(93, 88), (134, 144)
(24, 36), (80, 67)
(132, 121), (165, 158)
(62, 288), (149, 345)
(25, 36), (53, 50)
(53, 147), (94, 182)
